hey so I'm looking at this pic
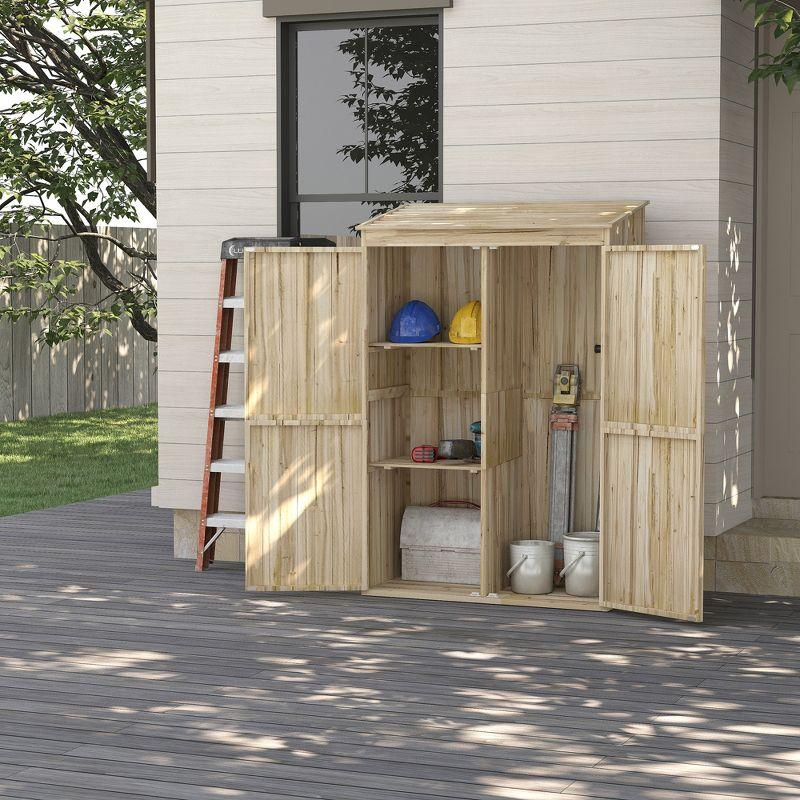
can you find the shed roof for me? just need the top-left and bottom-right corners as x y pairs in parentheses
(357, 201), (649, 247)
(357, 201), (648, 233)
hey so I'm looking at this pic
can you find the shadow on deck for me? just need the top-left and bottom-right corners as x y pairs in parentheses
(0, 490), (798, 799)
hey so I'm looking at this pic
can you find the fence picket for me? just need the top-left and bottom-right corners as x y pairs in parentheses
(1, 225), (156, 422)
(0, 234), (14, 421)
(30, 230), (51, 417)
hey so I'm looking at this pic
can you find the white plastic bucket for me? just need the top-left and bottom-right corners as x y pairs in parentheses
(560, 532), (600, 597)
(506, 540), (554, 595)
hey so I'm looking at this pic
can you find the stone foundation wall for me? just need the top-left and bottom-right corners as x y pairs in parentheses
(173, 510), (244, 564)
(705, 518), (800, 596)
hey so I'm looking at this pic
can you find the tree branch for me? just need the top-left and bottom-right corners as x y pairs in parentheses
(61, 200), (157, 342)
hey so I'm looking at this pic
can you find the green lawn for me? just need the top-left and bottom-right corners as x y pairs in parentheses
(0, 404), (157, 517)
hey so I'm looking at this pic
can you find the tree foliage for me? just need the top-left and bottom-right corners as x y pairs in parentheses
(0, 0), (156, 343)
(745, 0), (800, 91)
(338, 25), (439, 219)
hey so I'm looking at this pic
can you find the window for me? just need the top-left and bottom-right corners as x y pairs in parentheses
(281, 15), (441, 237)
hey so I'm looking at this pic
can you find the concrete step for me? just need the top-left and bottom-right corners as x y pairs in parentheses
(706, 518), (800, 597)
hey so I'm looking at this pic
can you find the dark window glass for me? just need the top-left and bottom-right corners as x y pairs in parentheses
(283, 17), (440, 237)
(366, 25), (439, 193)
(297, 28), (365, 194)
(297, 202), (371, 237)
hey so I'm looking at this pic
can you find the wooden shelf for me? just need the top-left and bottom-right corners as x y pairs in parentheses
(370, 456), (482, 474)
(364, 580), (607, 612)
(370, 341), (481, 351)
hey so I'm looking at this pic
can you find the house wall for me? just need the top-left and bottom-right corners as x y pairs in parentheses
(152, 1), (276, 514)
(442, 0), (755, 535)
(754, 29), (800, 517)
(154, 0), (755, 537)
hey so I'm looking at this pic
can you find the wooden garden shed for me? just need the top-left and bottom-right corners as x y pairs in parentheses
(243, 201), (707, 622)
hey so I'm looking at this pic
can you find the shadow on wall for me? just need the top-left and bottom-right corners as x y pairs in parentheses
(706, 218), (751, 531)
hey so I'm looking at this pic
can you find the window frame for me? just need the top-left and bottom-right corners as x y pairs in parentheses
(278, 10), (443, 237)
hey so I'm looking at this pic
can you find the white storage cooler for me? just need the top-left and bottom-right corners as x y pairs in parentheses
(400, 506), (481, 585)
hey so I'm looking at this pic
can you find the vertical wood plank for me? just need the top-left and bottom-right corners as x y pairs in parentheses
(117, 228), (136, 409)
(481, 247), (525, 595)
(49, 342), (69, 416)
(147, 227), (158, 403)
(524, 245), (602, 399)
(0, 233), (14, 421)
(148, 340), (158, 403)
(64, 233), (86, 413)
(366, 246), (409, 587)
(100, 230), (118, 409)
(83, 244), (101, 411)
(30, 228), (51, 418)
(48, 231), (73, 413)
(134, 308), (149, 404)
(12, 235), (32, 421)
(407, 246), (443, 507)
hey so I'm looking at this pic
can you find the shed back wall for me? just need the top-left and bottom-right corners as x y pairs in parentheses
(154, 0), (755, 536)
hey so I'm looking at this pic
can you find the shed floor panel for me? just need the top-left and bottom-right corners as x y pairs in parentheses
(0, 490), (797, 799)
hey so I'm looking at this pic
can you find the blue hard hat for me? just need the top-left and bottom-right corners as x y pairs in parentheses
(389, 301), (442, 343)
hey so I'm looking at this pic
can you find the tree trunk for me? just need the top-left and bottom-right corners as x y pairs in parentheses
(63, 202), (157, 342)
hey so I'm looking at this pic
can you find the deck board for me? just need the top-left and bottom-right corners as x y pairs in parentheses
(0, 490), (796, 799)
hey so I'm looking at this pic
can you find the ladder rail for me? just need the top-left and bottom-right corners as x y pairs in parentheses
(202, 527), (227, 554)
(196, 237), (334, 572)
(196, 257), (238, 571)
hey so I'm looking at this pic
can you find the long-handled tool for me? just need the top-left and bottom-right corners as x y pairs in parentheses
(548, 364), (581, 577)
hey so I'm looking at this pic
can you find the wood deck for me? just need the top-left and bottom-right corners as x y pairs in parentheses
(0, 490), (798, 799)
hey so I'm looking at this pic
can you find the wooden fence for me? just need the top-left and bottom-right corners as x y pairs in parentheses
(0, 226), (157, 422)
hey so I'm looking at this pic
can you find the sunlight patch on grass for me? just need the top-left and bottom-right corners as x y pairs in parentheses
(0, 404), (157, 516)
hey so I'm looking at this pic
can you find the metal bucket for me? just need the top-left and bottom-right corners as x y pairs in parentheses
(506, 540), (554, 595)
(560, 532), (600, 597)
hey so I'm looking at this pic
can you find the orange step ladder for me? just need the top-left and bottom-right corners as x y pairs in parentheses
(196, 237), (335, 571)
(196, 245), (245, 571)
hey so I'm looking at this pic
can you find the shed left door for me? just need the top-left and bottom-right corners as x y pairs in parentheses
(244, 248), (367, 592)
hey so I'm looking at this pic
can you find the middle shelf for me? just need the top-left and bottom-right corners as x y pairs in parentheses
(370, 456), (483, 474)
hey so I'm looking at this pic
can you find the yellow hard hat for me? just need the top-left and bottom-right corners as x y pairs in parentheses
(449, 300), (481, 344)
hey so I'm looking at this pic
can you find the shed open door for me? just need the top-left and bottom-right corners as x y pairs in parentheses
(244, 248), (367, 592)
(600, 246), (705, 622)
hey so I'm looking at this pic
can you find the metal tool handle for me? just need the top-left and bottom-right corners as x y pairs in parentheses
(559, 551), (585, 578)
(506, 555), (528, 578)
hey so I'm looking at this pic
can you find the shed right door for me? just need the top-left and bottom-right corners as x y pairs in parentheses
(600, 246), (705, 622)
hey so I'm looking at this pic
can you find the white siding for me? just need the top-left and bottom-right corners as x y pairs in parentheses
(155, 0), (756, 536)
(442, 0), (755, 535)
(153, 0), (277, 513)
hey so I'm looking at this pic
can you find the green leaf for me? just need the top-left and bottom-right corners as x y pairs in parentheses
(0, 0), (156, 345)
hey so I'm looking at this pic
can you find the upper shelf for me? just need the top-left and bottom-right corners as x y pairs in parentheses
(370, 341), (481, 352)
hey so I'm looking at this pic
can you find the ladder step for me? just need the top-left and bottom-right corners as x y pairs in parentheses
(198, 256), (243, 572)
(215, 404), (245, 419)
(206, 512), (245, 529)
(210, 458), (245, 474)
(219, 350), (244, 364)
